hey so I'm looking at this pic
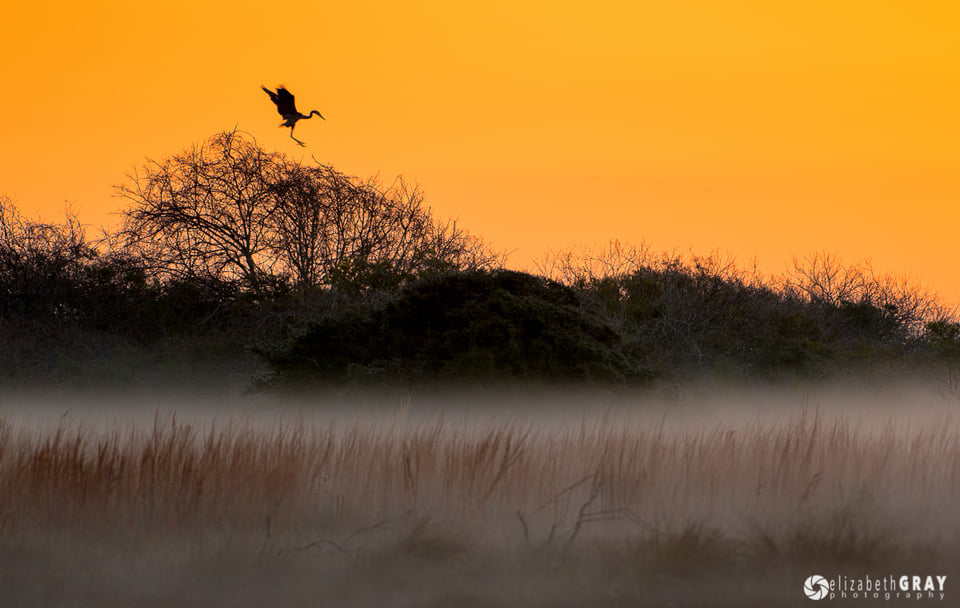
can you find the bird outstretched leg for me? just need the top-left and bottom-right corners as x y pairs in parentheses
(289, 128), (306, 147)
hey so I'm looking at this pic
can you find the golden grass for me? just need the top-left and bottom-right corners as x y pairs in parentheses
(1, 394), (959, 606)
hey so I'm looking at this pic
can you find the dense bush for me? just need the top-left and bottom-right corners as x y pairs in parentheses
(537, 242), (953, 382)
(5, 141), (960, 389)
(0, 198), (259, 385)
(6, 189), (960, 388)
(259, 270), (644, 385)
(575, 267), (918, 379)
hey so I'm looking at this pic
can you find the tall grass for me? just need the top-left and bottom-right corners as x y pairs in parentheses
(1, 398), (958, 606)
(2, 405), (958, 548)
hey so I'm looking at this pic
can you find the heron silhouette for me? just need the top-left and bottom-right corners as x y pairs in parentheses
(261, 86), (324, 147)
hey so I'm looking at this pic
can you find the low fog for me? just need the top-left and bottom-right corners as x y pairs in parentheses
(2, 380), (958, 608)
(2, 379), (957, 437)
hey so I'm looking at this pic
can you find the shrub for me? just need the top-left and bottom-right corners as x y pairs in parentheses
(259, 270), (644, 385)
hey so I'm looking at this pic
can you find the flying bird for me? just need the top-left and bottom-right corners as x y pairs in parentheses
(261, 85), (324, 147)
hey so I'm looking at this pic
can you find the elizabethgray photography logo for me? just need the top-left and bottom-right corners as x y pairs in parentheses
(804, 574), (947, 601)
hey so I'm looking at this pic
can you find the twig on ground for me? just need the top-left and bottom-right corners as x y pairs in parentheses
(275, 510), (413, 557)
(565, 483), (601, 549)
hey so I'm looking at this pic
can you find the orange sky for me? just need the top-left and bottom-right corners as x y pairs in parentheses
(2, 1), (958, 301)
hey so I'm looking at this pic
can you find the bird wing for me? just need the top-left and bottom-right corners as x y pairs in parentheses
(275, 87), (298, 115)
(261, 85), (279, 105)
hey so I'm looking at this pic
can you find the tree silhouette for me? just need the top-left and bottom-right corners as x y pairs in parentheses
(117, 130), (498, 294)
(271, 164), (499, 290)
(117, 131), (282, 293)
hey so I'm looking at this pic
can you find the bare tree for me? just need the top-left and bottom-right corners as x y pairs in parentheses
(116, 130), (285, 293)
(271, 165), (501, 288)
(270, 165), (427, 287)
(0, 197), (118, 321)
(778, 252), (946, 334)
(1, 197), (94, 263)
(116, 130), (500, 294)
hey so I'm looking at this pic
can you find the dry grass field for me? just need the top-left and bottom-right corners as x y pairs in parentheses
(0, 384), (957, 606)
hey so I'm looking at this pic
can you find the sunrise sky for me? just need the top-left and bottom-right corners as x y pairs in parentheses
(2, 1), (958, 300)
